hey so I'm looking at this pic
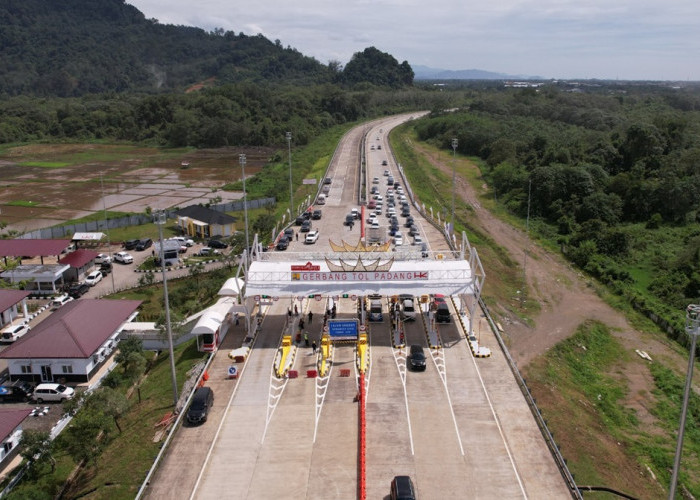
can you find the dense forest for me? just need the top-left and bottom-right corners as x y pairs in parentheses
(414, 82), (700, 336)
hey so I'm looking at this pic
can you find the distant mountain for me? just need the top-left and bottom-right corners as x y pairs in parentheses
(412, 65), (542, 80)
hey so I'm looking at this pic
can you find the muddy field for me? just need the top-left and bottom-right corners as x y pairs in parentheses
(0, 145), (274, 233)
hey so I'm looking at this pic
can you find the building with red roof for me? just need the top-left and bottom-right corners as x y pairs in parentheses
(0, 408), (33, 468)
(58, 249), (99, 283)
(0, 290), (30, 329)
(0, 299), (141, 384)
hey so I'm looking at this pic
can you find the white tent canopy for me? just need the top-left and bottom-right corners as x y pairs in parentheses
(72, 232), (105, 241)
(244, 258), (476, 298)
(218, 277), (245, 297)
(191, 298), (235, 335)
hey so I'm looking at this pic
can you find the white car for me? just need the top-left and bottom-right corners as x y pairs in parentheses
(394, 233), (403, 246)
(1, 323), (31, 343)
(94, 253), (111, 264)
(50, 294), (74, 310)
(84, 270), (103, 286)
(412, 234), (424, 245)
(383, 169), (389, 176)
(32, 383), (75, 403)
(305, 230), (320, 244)
(114, 251), (134, 264)
(372, 177), (379, 184)
(370, 220), (380, 229)
(198, 247), (220, 256)
(171, 236), (195, 247)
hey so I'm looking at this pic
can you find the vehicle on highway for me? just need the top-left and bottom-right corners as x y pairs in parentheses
(284, 227), (295, 239)
(276, 237), (289, 251)
(312, 209), (322, 220)
(368, 200), (377, 210)
(421, 243), (429, 258)
(401, 296), (416, 321)
(123, 239), (139, 250)
(351, 208), (360, 219)
(208, 239), (228, 249)
(317, 194), (326, 205)
(0, 380), (34, 402)
(135, 238), (153, 251)
(295, 216), (305, 226)
(198, 247), (220, 256)
(390, 475), (416, 500)
(408, 345), (426, 371)
(387, 176), (394, 185)
(345, 214), (355, 226)
(68, 282), (90, 298)
(95, 253), (111, 264)
(435, 302), (451, 323)
(377, 144), (382, 150)
(114, 251), (133, 264)
(300, 220), (312, 232)
(372, 177), (379, 184)
(187, 386), (214, 425)
(323, 177), (332, 185)
(369, 296), (383, 322)
(84, 270), (103, 286)
(408, 225), (419, 236)
(382, 160), (388, 166)
(50, 294), (74, 310)
(305, 230), (320, 244)
(404, 216), (415, 227)
(412, 234), (424, 245)
(394, 233), (403, 246)
(33, 383), (74, 403)
(383, 169), (389, 176)
(1, 323), (31, 343)
(370, 219), (380, 229)
(386, 207), (396, 218)
(322, 183), (331, 194)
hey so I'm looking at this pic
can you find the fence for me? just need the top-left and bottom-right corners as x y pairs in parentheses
(17, 198), (276, 240)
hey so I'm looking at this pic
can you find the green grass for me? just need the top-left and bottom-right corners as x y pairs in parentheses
(5, 200), (43, 207)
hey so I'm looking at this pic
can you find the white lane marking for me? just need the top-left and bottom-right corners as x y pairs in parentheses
(392, 345), (414, 456)
(313, 346), (334, 443)
(428, 347), (465, 456)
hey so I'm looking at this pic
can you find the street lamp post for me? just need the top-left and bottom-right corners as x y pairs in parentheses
(100, 173), (116, 293)
(286, 132), (293, 216)
(239, 154), (250, 260)
(451, 138), (458, 234)
(155, 211), (179, 409)
(669, 304), (700, 499)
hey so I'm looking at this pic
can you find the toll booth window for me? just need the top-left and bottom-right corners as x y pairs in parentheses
(202, 334), (214, 344)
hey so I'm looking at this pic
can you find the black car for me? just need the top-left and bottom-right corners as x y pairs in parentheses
(208, 239), (228, 249)
(0, 380), (34, 402)
(135, 238), (153, 251)
(312, 210), (322, 220)
(300, 220), (312, 233)
(345, 214), (355, 226)
(408, 345), (426, 371)
(276, 237), (289, 251)
(420, 243), (429, 258)
(390, 476), (416, 500)
(323, 177), (332, 185)
(295, 216), (305, 226)
(68, 282), (89, 298)
(435, 302), (451, 323)
(123, 239), (139, 250)
(99, 262), (112, 276)
(284, 227), (295, 239)
(404, 217), (414, 228)
(186, 386), (214, 425)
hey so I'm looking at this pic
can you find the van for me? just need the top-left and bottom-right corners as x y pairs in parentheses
(401, 298), (416, 321)
(369, 296), (383, 322)
(187, 386), (214, 424)
(390, 475), (416, 500)
(317, 194), (327, 205)
(33, 383), (75, 403)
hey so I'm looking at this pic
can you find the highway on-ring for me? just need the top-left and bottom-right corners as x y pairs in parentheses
(143, 113), (572, 499)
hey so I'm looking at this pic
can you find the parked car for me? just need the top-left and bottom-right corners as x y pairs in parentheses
(0, 380), (34, 402)
(187, 386), (214, 424)
(276, 237), (289, 251)
(390, 475), (416, 500)
(171, 236), (195, 247)
(84, 270), (103, 286)
(208, 239), (228, 249)
(284, 227), (295, 239)
(198, 247), (219, 256)
(135, 238), (153, 251)
(312, 209), (322, 220)
(99, 262), (113, 276)
(94, 253), (111, 264)
(32, 383), (75, 403)
(114, 251), (133, 264)
(345, 214), (355, 226)
(351, 208), (360, 219)
(300, 220), (312, 233)
(305, 230), (320, 244)
(68, 282), (90, 298)
(123, 239), (139, 250)
(408, 345), (427, 371)
(1, 323), (31, 343)
(295, 216), (305, 226)
(50, 294), (74, 310)
(412, 234), (424, 245)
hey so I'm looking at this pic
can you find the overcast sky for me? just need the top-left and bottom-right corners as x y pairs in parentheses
(127, 0), (699, 81)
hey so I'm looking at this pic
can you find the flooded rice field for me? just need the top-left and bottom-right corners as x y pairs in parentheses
(0, 145), (271, 233)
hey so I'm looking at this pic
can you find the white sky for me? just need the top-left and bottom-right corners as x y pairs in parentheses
(127, 0), (699, 80)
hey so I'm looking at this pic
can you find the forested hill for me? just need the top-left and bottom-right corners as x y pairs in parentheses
(0, 0), (412, 96)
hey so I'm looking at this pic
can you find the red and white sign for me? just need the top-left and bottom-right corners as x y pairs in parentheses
(254, 295), (261, 301)
(291, 261), (321, 271)
(273, 296), (279, 301)
(314, 294), (322, 301)
(291, 271), (429, 282)
(351, 294), (357, 301)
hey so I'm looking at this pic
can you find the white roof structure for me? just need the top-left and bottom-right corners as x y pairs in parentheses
(191, 298), (237, 336)
(244, 258), (477, 298)
(218, 277), (245, 297)
(72, 232), (105, 241)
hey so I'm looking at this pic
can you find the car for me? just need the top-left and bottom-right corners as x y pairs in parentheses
(382, 160), (388, 166)
(198, 247), (220, 256)
(386, 207), (396, 218)
(114, 251), (133, 264)
(408, 345), (427, 371)
(408, 225), (419, 237)
(435, 302), (451, 323)
(0, 380), (35, 402)
(208, 239), (228, 249)
(404, 216), (415, 227)
(135, 238), (153, 251)
(370, 145), (375, 150)
(368, 200), (377, 209)
(387, 177), (394, 185)
(187, 386), (214, 424)
(50, 294), (74, 310)
(68, 282), (89, 298)
(401, 297), (416, 321)
(99, 262), (113, 276)
(32, 383), (75, 403)
(377, 144), (382, 150)
(312, 209), (322, 220)
(345, 214), (355, 226)
(322, 183), (331, 194)
(412, 234), (424, 245)
(276, 237), (289, 251)
(383, 169), (389, 176)
(123, 239), (139, 250)
(295, 216), (305, 226)
(372, 177), (379, 184)
(323, 177), (332, 185)
(94, 253), (111, 264)
(84, 270), (103, 286)
(421, 243), (429, 258)
(351, 208), (360, 219)
(300, 220), (312, 233)
(370, 220), (380, 229)
(369, 295), (383, 322)
(394, 233), (403, 246)
(284, 227), (295, 239)
(305, 230), (320, 244)
(171, 236), (195, 247)
(1, 323), (31, 343)
(390, 475), (416, 500)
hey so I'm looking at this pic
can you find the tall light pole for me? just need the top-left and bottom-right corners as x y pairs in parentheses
(451, 137), (458, 234)
(239, 154), (250, 260)
(155, 211), (179, 409)
(100, 172), (116, 293)
(669, 304), (700, 499)
(286, 132), (293, 216)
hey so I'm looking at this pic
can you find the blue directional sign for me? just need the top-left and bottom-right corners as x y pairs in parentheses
(328, 319), (359, 340)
